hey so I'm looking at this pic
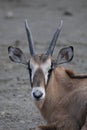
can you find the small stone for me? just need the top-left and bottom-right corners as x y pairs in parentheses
(17, 77), (20, 81)
(5, 11), (14, 19)
(0, 111), (5, 116)
(63, 11), (73, 16)
(19, 120), (25, 124)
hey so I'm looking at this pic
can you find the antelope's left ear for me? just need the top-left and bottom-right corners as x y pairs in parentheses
(57, 46), (74, 64)
(8, 46), (27, 65)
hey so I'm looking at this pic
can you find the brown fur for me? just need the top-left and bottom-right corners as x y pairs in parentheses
(33, 68), (45, 87)
(34, 66), (87, 130)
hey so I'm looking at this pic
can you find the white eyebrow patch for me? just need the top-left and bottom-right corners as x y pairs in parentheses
(30, 59), (39, 82)
(41, 58), (51, 84)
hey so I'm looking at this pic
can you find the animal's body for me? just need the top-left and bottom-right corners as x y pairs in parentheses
(8, 20), (87, 130)
(36, 67), (87, 129)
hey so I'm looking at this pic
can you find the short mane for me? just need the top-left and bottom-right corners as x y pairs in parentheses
(66, 69), (87, 79)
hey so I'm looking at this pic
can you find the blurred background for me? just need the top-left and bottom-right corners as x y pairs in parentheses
(0, 0), (87, 130)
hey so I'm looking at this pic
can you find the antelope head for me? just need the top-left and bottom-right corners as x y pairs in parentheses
(8, 20), (74, 101)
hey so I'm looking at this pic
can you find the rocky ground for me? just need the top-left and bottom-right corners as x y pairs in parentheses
(0, 0), (87, 130)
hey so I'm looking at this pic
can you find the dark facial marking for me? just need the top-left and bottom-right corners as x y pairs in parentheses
(33, 68), (45, 87)
(28, 61), (32, 87)
(47, 62), (53, 85)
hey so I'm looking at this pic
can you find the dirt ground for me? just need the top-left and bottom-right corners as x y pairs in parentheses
(0, 0), (87, 130)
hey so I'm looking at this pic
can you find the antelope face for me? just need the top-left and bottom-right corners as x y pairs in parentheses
(8, 20), (74, 101)
(28, 55), (52, 100)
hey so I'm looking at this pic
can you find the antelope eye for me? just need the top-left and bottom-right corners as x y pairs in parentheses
(48, 64), (53, 77)
(28, 66), (32, 73)
(28, 63), (32, 76)
(48, 63), (54, 73)
(48, 68), (53, 74)
(29, 67), (32, 72)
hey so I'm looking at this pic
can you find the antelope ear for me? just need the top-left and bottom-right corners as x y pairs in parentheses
(57, 46), (74, 64)
(8, 46), (27, 65)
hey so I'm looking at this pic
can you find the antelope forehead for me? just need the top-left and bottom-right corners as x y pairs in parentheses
(41, 58), (51, 72)
(30, 58), (52, 73)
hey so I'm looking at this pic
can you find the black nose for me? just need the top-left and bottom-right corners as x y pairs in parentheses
(33, 90), (43, 100)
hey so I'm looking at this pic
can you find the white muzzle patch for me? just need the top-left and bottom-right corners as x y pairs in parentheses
(31, 87), (45, 101)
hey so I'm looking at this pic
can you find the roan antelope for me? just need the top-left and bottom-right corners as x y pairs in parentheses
(8, 20), (87, 130)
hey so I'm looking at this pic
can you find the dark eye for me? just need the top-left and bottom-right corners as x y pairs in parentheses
(48, 63), (54, 74)
(46, 67), (53, 85)
(27, 63), (33, 87)
(47, 63), (54, 84)
(29, 67), (32, 76)
(28, 63), (32, 78)
(48, 68), (53, 74)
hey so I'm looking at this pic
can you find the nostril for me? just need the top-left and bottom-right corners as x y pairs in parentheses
(31, 87), (45, 100)
(33, 90), (43, 99)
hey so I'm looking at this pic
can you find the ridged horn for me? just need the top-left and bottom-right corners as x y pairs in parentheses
(25, 19), (36, 56)
(46, 20), (63, 56)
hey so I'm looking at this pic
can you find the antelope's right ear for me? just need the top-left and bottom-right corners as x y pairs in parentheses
(8, 46), (27, 65)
